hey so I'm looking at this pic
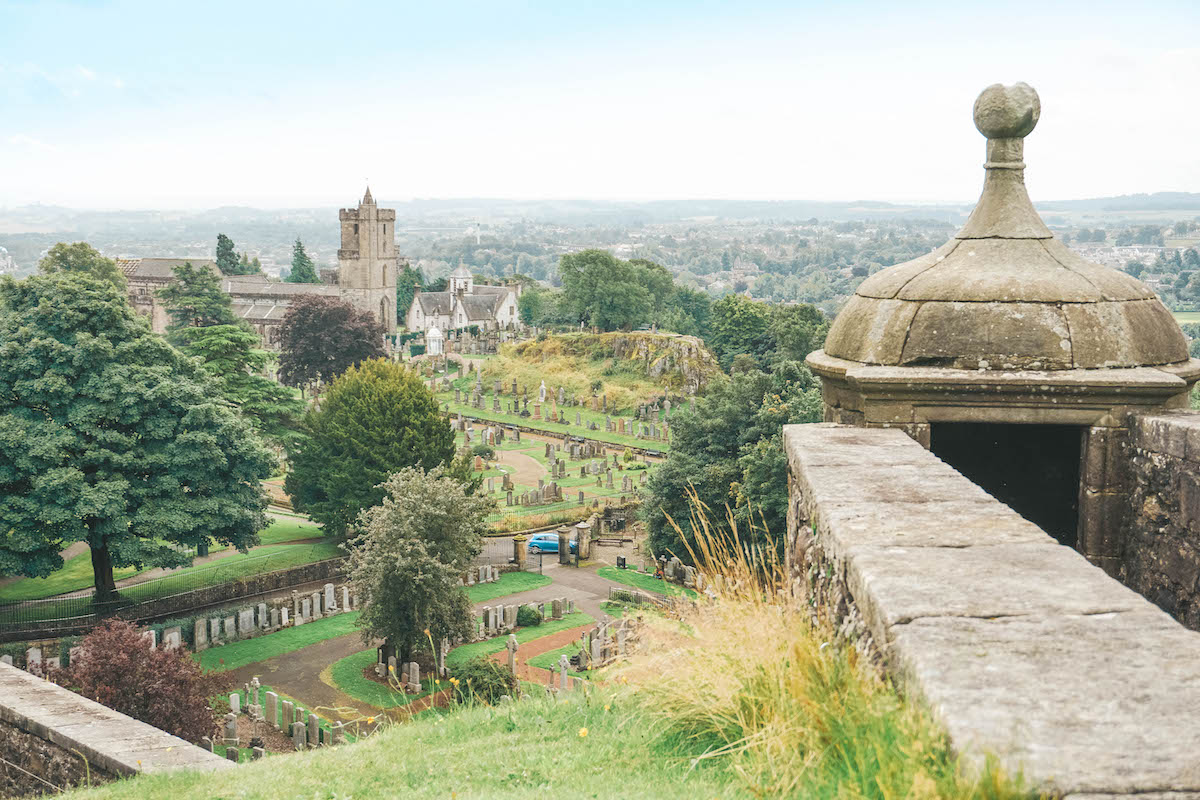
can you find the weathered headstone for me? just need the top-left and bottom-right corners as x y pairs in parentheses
(311, 591), (322, 619)
(238, 608), (255, 636)
(265, 691), (279, 728)
(230, 692), (241, 715)
(223, 616), (236, 640)
(308, 712), (320, 747)
(163, 626), (182, 650)
(506, 634), (519, 674)
(270, 607), (281, 628)
(142, 630), (157, 649)
(223, 712), (239, 747)
(200, 735), (213, 752)
(194, 619), (208, 650)
(559, 655), (571, 690)
(324, 583), (336, 612)
(226, 747), (239, 763)
(292, 721), (306, 750)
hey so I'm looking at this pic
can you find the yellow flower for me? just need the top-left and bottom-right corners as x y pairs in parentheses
(388, 664), (395, 672)
(603, 704), (610, 712)
(578, 727), (588, 738)
(424, 628), (431, 637)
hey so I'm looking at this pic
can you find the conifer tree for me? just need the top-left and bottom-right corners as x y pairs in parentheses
(215, 233), (239, 275)
(157, 261), (239, 338)
(287, 238), (320, 283)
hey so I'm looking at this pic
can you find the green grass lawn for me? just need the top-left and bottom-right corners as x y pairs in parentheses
(197, 611), (362, 672)
(0, 520), (326, 603)
(446, 612), (595, 670)
(197, 572), (550, 673)
(596, 566), (698, 599)
(526, 641), (592, 679)
(1174, 311), (1200, 323)
(465, 571), (550, 603)
(329, 648), (438, 709)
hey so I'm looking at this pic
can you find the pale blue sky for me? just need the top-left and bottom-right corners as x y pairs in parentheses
(1, 0), (1197, 208)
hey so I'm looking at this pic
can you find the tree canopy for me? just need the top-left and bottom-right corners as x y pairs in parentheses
(215, 233), (238, 275)
(176, 324), (305, 445)
(284, 359), (456, 534)
(287, 237), (320, 283)
(157, 261), (240, 336)
(346, 466), (487, 662)
(0, 273), (272, 600)
(559, 250), (675, 331)
(276, 295), (386, 388)
(37, 242), (126, 291)
(644, 360), (823, 564)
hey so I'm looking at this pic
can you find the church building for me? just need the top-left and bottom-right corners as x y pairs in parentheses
(123, 188), (398, 346)
(405, 263), (522, 337)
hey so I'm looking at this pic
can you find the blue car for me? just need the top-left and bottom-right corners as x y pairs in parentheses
(527, 532), (576, 554)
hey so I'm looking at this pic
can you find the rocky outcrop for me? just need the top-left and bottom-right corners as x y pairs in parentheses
(513, 332), (719, 394)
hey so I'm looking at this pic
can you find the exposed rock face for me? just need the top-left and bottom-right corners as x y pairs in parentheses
(513, 332), (719, 393)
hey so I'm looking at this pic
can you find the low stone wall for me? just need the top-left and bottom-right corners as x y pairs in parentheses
(1125, 410), (1200, 630)
(0, 663), (231, 796)
(784, 422), (1200, 798)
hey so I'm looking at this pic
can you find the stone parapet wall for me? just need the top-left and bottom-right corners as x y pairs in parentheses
(0, 663), (231, 795)
(784, 422), (1200, 798)
(1124, 410), (1200, 629)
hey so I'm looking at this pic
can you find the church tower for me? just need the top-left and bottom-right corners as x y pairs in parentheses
(337, 187), (397, 335)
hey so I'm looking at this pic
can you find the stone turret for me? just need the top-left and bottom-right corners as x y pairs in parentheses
(805, 83), (1200, 572)
(337, 187), (397, 335)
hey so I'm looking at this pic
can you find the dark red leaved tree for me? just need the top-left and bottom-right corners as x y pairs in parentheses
(277, 295), (386, 389)
(63, 620), (228, 742)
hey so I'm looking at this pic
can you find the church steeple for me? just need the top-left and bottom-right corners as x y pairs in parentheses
(362, 186), (374, 206)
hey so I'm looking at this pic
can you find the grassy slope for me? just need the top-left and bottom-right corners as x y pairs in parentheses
(66, 692), (733, 800)
(0, 520), (323, 602)
(596, 566), (698, 599)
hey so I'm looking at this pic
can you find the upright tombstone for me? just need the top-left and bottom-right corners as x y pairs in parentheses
(292, 721), (306, 751)
(226, 748), (239, 763)
(210, 617), (222, 644)
(311, 591), (323, 619)
(265, 691), (279, 729)
(282, 700), (294, 728)
(559, 655), (571, 690)
(506, 634), (519, 674)
(163, 626), (182, 650)
(343, 586), (351, 611)
(308, 712), (320, 747)
(238, 608), (255, 636)
(223, 712), (239, 747)
(257, 602), (269, 628)
(229, 692), (241, 715)
(324, 583), (336, 613)
(194, 619), (208, 651)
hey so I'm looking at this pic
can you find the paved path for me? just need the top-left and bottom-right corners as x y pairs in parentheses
(489, 623), (593, 685)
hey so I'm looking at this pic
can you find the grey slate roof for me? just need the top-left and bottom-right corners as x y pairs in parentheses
(120, 258), (220, 280)
(417, 292), (454, 316)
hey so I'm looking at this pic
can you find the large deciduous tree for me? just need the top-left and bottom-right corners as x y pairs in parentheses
(176, 324), (305, 445)
(346, 466), (487, 663)
(0, 274), (273, 601)
(37, 242), (126, 291)
(284, 359), (455, 534)
(558, 250), (675, 331)
(157, 261), (240, 336)
(276, 295), (386, 388)
(287, 237), (320, 283)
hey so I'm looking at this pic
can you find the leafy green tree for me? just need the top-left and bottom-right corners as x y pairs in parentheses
(346, 466), (487, 663)
(644, 361), (822, 563)
(157, 261), (239, 336)
(0, 274), (272, 601)
(559, 250), (674, 330)
(660, 286), (712, 337)
(215, 233), (239, 275)
(768, 303), (829, 362)
(518, 287), (545, 326)
(707, 294), (773, 368)
(176, 324), (305, 445)
(277, 295), (386, 388)
(37, 242), (126, 291)
(287, 238), (320, 283)
(395, 263), (423, 325)
(285, 359), (456, 534)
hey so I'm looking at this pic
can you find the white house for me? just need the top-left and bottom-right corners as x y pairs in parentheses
(406, 264), (521, 335)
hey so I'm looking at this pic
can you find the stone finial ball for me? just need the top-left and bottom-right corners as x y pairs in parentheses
(973, 82), (1040, 139)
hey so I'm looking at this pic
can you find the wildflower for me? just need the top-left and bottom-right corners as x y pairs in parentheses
(578, 727), (588, 738)
(603, 704), (610, 712)
(388, 664), (395, 672)
(424, 628), (431, 637)
(367, 716), (375, 724)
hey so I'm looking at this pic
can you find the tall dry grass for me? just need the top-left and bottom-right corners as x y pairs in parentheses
(616, 491), (1032, 799)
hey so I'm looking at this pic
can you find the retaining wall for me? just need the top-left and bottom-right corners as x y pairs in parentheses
(783, 422), (1200, 798)
(0, 662), (231, 796)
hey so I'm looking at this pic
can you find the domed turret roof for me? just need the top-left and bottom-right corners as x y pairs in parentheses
(822, 83), (1187, 371)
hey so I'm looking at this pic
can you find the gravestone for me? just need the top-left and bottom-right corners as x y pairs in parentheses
(324, 583), (336, 612)
(224, 712), (239, 747)
(201, 736), (213, 752)
(226, 748), (239, 763)
(343, 586), (351, 611)
(308, 713), (320, 747)
(506, 634), (519, 674)
(238, 608), (255, 636)
(223, 617), (236, 639)
(194, 619), (208, 650)
(301, 598), (311, 620)
(210, 618), (221, 643)
(552, 599), (563, 619)
(559, 655), (571, 690)
(292, 721), (306, 751)
(163, 626), (182, 650)
(281, 607), (289, 626)
(270, 608), (281, 628)
(266, 691), (279, 728)
(310, 591), (322, 619)
(230, 692), (241, 715)
(142, 630), (157, 649)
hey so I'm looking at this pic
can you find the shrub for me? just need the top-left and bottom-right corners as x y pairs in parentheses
(516, 604), (542, 627)
(62, 620), (229, 742)
(471, 443), (496, 460)
(451, 657), (517, 704)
